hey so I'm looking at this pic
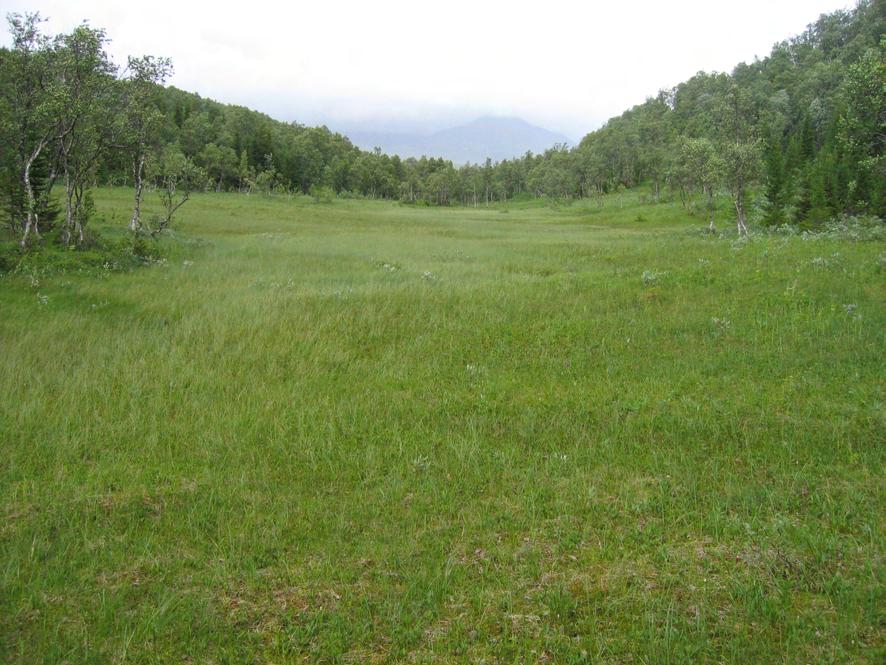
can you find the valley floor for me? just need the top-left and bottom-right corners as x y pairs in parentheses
(1, 190), (883, 663)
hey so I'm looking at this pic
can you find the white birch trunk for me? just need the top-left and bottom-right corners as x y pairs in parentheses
(129, 153), (146, 233)
(20, 140), (47, 247)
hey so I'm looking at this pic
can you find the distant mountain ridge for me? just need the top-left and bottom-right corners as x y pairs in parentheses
(345, 116), (570, 164)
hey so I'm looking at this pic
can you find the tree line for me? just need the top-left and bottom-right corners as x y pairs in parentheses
(1, 1), (883, 248)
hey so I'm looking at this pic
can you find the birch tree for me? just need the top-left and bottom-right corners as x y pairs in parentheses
(1, 13), (62, 246)
(146, 148), (205, 235)
(718, 85), (762, 236)
(676, 137), (723, 232)
(120, 55), (171, 234)
(722, 140), (762, 236)
(55, 24), (117, 244)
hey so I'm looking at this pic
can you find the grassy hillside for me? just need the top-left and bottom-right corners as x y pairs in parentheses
(1, 191), (883, 663)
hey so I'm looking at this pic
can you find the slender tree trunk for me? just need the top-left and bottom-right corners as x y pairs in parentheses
(63, 174), (76, 245)
(74, 184), (85, 244)
(60, 144), (78, 245)
(21, 165), (36, 247)
(58, 137), (75, 245)
(20, 140), (47, 248)
(706, 187), (716, 232)
(734, 183), (748, 236)
(130, 153), (146, 233)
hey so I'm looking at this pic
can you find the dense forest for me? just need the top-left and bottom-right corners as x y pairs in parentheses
(0, 0), (883, 247)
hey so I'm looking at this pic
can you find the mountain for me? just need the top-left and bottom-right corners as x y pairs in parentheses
(345, 117), (570, 164)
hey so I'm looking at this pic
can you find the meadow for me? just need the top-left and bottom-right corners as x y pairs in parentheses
(1, 189), (883, 663)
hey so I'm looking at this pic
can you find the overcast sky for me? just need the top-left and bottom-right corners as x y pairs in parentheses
(0, 0), (853, 138)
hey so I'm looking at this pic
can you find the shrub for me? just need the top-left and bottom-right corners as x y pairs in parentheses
(310, 184), (335, 204)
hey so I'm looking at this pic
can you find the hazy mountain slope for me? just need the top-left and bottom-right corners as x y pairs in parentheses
(346, 116), (570, 163)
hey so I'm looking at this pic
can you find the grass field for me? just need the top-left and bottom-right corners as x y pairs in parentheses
(1, 188), (883, 663)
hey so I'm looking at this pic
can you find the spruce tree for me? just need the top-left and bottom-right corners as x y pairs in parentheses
(763, 136), (788, 226)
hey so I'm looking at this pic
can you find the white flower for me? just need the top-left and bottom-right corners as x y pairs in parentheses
(642, 269), (666, 285)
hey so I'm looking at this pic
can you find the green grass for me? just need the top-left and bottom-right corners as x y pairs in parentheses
(1, 188), (883, 663)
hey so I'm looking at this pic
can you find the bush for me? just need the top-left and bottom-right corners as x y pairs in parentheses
(815, 214), (885, 241)
(0, 230), (172, 278)
(765, 214), (885, 242)
(310, 184), (335, 204)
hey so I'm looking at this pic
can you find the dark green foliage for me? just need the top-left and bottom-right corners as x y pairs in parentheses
(835, 45), (886, 215)
(763, 136), (788, 226)
(0, 222), (163, 276)
(310, 183), (334, 203)
(0, 148), (59, 234)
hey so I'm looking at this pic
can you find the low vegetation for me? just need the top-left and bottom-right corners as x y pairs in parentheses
(1, 189), (883, 662)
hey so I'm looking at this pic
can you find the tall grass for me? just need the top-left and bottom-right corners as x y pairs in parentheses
(1, 189), (883, 663)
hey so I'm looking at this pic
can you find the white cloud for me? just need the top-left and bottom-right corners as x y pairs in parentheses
(0, 0), (853, 137)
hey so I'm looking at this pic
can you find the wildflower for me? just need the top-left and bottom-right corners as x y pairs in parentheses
(642, 269), (666, 285)
(711, 317), (731, 332)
